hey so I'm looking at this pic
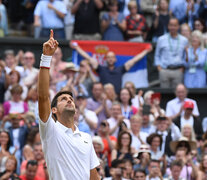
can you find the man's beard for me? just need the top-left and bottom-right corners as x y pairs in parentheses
(63, 108), (76, 117)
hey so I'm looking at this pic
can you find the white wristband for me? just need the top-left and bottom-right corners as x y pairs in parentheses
(40, 54), (52, 68)
(72, 42), (78, 47)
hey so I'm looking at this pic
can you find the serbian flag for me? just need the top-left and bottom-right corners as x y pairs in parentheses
(71, 40), (151, 88)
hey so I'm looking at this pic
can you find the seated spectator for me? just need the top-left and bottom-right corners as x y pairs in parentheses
(198, 154), (207, 180)
(20, 143), (46, 180)
(140, 105), (153, 134)
(146, 133), (163, 160)
(119, 88), (138, 119)
(107, 101), (130, 138)
(0, 130), (16, 172)
(126, 0), (148, 42)
(124, 81), (144, 109)
(103, 83), (117, 103)
(181, 124), (196, 141)
(166, 83), (200, 119)
(101, 0), (126, 41)
(173, 101), (203, 137)
(133, 169), (147, 180)
(21, 52), (39, 89)
(75, 93), (98, 135)
(184, 30), (207, 88)
(146, 160), (162, 180)
(130, 115), (148, 151)
(111, 131), (135, 162)
(4, 70), (28, 101)
(3, 84), (29, 116)
(0, 61), (9, 103)
(140, 0), (159, 27)
(74, 59), (97, 97)
(0, 0), (8, 37)
(180, 23), (192, 40)
(164, 160), (184, 180)
(152, 0), (170, 43)
(20, 160), (44, 180)
(0, 155), (20, 180)
(34, 0), (67, 39)
(98, 120), (116, 167)
(87, 82), (112, 126)
(193, 18), (206, 33)
(122, 159), (133, 179)
(71, 0), (103, 40)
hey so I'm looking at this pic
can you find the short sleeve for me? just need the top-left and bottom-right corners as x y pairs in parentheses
(34, 1), (42, 16)
(90, 142), (100, 170)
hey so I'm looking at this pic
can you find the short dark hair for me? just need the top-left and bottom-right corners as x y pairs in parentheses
(170, 160), (183, 169)
(26, 160), (38, 169)
(134, 169), (146, 176)
(111, 159), (124, 168)
(51, 90), (73, 109)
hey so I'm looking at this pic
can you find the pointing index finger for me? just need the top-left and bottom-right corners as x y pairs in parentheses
(50, 29), (54, 39)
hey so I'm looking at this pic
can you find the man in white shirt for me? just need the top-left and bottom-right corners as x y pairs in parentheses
(38, 30), (100, 180)
(166, 83), (199, 119)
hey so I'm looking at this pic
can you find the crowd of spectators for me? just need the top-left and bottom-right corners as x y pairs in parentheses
(0, 0), (207, 180)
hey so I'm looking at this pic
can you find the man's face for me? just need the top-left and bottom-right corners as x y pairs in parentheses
(23, 52), (35, 67)
(175, 85), (187, 101)
(54, 94), (76, 116)
(130, 117), (142, 132)
(106, 52), (116, 67)
(168, 19), (179, 35)
(134, 172), (146, 180)
(176, 150), (186, 162)
(33, 145), (44, 161)
(156, 120), (168, 131)
(92, 84), (103, 99)
(26, 164), (38, 180)
(5, 54), (15, 67)
(148, 162), (160, 177)
(53, 47), (62, 61)
(111, 104), (122, 118)
(171, 165), (182, 180)
(76, 97), (87, 108)
(142, 114), (149, 125)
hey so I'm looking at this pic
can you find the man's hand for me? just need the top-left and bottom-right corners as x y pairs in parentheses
(43, 30), (59, 56)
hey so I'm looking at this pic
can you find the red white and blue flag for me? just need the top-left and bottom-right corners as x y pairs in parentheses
(71, 40), (151, 88)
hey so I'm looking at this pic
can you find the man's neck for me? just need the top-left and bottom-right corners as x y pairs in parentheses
(108, 65), (115, 70)
(58, 112), (75, 131)
(170, 32), (178, 38)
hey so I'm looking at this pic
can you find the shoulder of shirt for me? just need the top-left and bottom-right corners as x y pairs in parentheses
(79, 131), (92, 141)
(167, 98), (177, 105)
(157, 34), (168, 42)
(179, 34), (188, 42)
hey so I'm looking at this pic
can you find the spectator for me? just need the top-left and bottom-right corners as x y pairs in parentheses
(130, 115), (148, 151)
(20, 160), (44, 180)
(75, 93), (98, 135)
(180, 23), (192, 41)
(193, 18), (206, 33)
(165, 83), (200, 119)
(146, 160), (162, 180)
(184, 30), (207, 88)
(0, 0), (8, 37)
(70, 41), (152, 93)
(107, 101), (130, 138)
(0, 155), (20, 180)
(198, 0), (207, 26)
(198, 154), (207, 180)
(140, 105), (153, 134)
(154, 18), (188, 88)
(119, 88), (138, 119)
(124, 81), (144, 109)
(126, 0), (148, 42)
(34, 0), (67, 39)
(181, 124), (196, 141)
(122, 159), (133, 179)
(173, 101), (203, 137)
(74, 59), (97, 97)
(152, 0), (170, 43)
(111, 131), (134, 162)
(92, 136), (105, 162)
(164, 160), (184, 180)
(133, 169), (147, 180)
(103, 83), (117, 103)
(0, 61), (9, 103)
(4, 70), (28, 101)
(87, 82), (112, 126)
(3, 84), (29, 116)
(140, 0), (159, 27)
(71, 0), (103, 40)
(21, 51), (39, 89)
(101, 0), (126, 41)
(173, 0), (200, 29)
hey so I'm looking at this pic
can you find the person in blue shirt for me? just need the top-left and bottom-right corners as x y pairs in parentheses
(184, 30), (207, 88)
(154, 17), (188, 88)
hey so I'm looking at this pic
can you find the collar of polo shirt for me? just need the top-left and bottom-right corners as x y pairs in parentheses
(56, 121), (81, 136)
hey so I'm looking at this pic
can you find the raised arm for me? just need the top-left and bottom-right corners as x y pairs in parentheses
(124, 45), (152, 71)
(38, 30), (59, 123)
(70, 42), (99, 69)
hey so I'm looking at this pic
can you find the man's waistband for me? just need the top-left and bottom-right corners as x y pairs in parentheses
(166, 65), (184, 70)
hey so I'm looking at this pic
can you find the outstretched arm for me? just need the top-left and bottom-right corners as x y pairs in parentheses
(70, 42), (99, 69)
(38, 30), (59, 123)
(124, 45), (152, 71)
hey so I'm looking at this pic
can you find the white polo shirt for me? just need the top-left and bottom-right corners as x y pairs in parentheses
(39, 113), (99, 180)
